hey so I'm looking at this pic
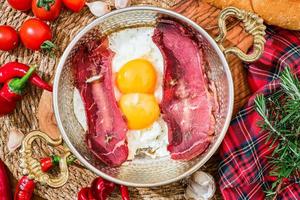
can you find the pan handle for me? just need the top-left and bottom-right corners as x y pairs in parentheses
(20, 131), (71, 188)
(215, 7), (266, 62)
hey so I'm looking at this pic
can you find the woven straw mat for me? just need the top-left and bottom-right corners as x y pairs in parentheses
(0, 0), (253, 199)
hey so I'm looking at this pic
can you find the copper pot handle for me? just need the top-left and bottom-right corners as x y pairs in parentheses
(20, 131), (70, 188)
(215, 7), (266, 62)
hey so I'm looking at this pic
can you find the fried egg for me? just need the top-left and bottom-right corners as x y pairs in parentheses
(109, 27), (164, 102)
(109, 27), (169, 158)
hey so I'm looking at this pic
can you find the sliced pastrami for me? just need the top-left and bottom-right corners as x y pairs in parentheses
(152, 20), (216, 160)
(73, 39), (128, 166)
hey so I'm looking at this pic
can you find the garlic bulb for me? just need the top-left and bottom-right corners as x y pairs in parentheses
(115, 0), (131, 9)
(7, 128), (24, 153)
(184, 171), (216, 200)
(86, 1), (111, 17)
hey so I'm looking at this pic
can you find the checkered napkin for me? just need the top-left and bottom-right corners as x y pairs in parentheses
(218, 26), (300, 200)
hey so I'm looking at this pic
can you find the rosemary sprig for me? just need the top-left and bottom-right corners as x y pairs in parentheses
(254, 67), (300, 199)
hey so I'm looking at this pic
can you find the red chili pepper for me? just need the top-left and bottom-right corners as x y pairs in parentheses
(0, 62), (52, 92)
(40, 155), (60, 172)
(120, 185), (130, 200)
(14, 176), (35, 200)
(78, 187), (97, 200)
(40, 157), (53, 172)
(91, 177), (115, 200)
(0, 67), (36, 116)
(88, 189), (97, 200)
(0, 159), (12, 200)
(78, 187), (90, 200)
(78, 177), (123, 200)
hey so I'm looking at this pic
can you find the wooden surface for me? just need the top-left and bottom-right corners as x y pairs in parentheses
(1, 0), (254, 199)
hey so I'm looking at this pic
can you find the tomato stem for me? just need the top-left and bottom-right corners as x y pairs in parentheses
(41, 40), (55, 52)
(37, 0), (55, 11)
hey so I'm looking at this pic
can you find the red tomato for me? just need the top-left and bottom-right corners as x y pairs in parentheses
(7, 0), (32, 11)
(62, 0), (85, 12)
(19, 18), (53, 51)
(0, 25), (19, 51)
(32, 0), (62, 21)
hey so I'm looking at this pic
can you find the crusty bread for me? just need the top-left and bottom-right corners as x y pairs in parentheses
(203, 0), (252, 11)
(203, 0), (300, 30)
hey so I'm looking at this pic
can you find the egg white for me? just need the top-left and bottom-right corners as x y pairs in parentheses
(126, 117), (169, 160)
(108, 27), (164, 103)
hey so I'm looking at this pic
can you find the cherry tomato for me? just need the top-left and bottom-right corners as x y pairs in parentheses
(0, 25), (19, 51)
(32, 0), (62, 21)
(62, 0), (85, 12)
(19, 18), (54, 51)
(7, 0), (32, 11)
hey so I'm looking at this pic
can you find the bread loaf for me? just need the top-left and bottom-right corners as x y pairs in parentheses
(204, 0), (300, 30)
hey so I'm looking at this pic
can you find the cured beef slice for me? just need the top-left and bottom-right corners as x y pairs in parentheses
(73, 39), (128, 166)
(152, 20), (215, 160)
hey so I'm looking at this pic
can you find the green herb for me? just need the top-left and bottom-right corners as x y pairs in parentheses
(254, 67), (300, 199)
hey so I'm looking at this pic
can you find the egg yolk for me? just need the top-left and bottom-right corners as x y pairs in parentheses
(119, 93), (160, 130)
(116, 59), (157, 94)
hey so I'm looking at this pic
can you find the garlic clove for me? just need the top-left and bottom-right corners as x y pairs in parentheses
(184, 171), (216, 200)
(185, 183), (207, 200)
(7, 128), (24, 153)
(190, 180), (214, 199)
(192, 171), (214, 186)
(86, 1), (111, 17)
(114, 0), (131, 9)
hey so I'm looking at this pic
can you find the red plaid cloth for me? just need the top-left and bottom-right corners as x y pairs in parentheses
(219, 26), (300, 200)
